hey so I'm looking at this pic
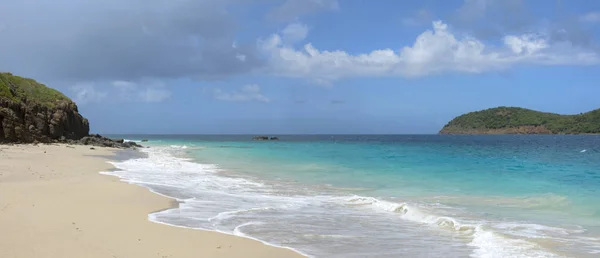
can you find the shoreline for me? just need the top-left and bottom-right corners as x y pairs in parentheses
(0, 144), (304, 258)
(103, 147), (313, 258)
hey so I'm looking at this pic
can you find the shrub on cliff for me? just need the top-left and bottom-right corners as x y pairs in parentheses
(0, 73), (71, 108)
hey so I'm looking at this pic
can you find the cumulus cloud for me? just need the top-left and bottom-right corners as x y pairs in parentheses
(259, 21), (599, 83)
(282, 23), (309, 44)
(1, 0), (598, 90)
(213, 84), (270, 103)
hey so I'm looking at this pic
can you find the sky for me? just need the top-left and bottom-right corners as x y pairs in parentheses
(1, 0), (600, 134)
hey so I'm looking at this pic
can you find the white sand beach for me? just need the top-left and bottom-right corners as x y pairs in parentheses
(0, 144), (303, 258)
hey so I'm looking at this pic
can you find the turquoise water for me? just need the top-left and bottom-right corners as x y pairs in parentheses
(105, 135), (600, 257)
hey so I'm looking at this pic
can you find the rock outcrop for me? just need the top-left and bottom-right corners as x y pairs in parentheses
(0, 72), (139, 148)
(0, 99), (89, 143)
(1, 73), (89, 143)
(78, 134), (142, 148)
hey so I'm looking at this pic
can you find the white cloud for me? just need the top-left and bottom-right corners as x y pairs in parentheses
(112, 80), (137, 91)
(111, 80), (171, 103)
(72, 80), (170, 104)
(282, 23), (309, 44)
(503, 34), (547, 54)
(213, 84), (270, 103)
(70, 83), (107, 104)
(139, 87), (171, 103)
(580, 12), (600, 23)
(236, 54), (247, 62)
(259, 21), (599, 83)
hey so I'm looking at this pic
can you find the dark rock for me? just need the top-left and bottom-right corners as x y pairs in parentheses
(77, 135), (142, 149)
(1, 97), (88, 144)
(253, 136), (280, 141)
(141, 139), (148, 142)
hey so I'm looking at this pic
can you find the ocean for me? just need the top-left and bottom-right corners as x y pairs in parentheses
(103, 135), (600, 257)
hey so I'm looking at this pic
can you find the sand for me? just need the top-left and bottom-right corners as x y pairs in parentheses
(0, 144), (304, 258)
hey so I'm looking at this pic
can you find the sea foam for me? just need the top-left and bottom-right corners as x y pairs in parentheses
(101, 145), (585, 258)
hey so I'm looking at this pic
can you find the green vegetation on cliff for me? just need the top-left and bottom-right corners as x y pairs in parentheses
(1, 72), (89, 143)
(0, 72), (71, 108)
(440, 107), (600, 134)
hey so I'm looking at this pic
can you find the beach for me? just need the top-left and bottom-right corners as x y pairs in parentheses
(0, 144), (303, 258)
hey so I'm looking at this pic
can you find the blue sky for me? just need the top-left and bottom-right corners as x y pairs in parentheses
(1, 0), (600, 134)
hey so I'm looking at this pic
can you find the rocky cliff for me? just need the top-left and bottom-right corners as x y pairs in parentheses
(0, 72), (92, 143)
(1, 72), (141, 148)
(0, 98), (91, 143)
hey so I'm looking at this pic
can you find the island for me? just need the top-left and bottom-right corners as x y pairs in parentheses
(439, 106), (600, 134)
(0, 72), (139, 147)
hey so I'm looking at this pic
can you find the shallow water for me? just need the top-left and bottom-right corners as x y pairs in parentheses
(105, 135), (600, 257)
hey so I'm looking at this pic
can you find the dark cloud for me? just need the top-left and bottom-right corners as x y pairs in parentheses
(267, 0), (339, 21)
(0, 0), (266, 82)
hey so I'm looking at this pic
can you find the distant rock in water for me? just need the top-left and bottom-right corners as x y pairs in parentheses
(0, 72), (140, 148)
(269, 137), (279, 140)
(440, 106), (600, 135)
(252, 136), (280, 141)
(141, 139), (149, 142)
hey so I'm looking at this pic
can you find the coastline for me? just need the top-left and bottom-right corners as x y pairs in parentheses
(0, 144), (304, 258)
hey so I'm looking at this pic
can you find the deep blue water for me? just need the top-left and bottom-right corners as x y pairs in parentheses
(105, 135), (600, 257)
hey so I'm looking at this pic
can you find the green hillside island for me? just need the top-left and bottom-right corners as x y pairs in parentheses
(439, 107), (600, 134)
(0, 72), (71, 108)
